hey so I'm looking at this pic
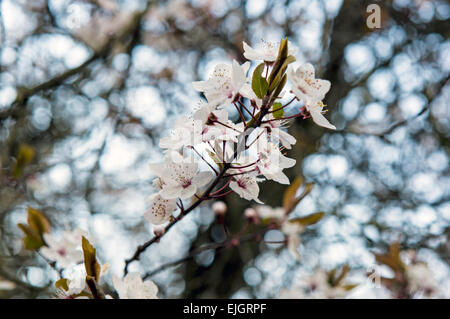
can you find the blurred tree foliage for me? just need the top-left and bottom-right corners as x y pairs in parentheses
(0, 0), (448, 298)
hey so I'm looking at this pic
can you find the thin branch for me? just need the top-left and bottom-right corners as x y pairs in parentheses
(267, 97), (297, 113)
(210, 178), (231, 195)
(233, 102), (247, 125)
(37, 251), (63, 279)
(190, 146), (218, 176)
(236, 100), (258, 123)
(142, 228), (270, 279)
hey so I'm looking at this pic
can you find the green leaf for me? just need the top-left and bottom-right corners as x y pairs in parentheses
(27, 207), (51, 236)
(18, 224), (43, 250)
(374, 242), (405, 272)
(55, 278), (69, 291)
(290, 212), (325, 226)
(18, 207), (51, 250)
(269, 74), (287, 105)
(280, 55), (296, 72)
(289, 182), (314, 215)
(282, 177), (314, 215)
(82, 236), (101, 282)
(374, 253), (398, 271)
(13, 144), (35, 178)
(251, 63), (268, 99)
(268, 38), (289, 86)
(282, 177), (303, 212)
(267, 39), (295, 94)
(343, 284), (359, 291)
(272, 103), (284, 119)
(333, 265), (350, 286)
(268, 55), (295, 93)
(85, 276), (104, 299)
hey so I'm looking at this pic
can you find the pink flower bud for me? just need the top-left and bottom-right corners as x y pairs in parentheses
(244, 208), (259, 224)
(212, 201), (227, 216)
(153, 225), (165, 237)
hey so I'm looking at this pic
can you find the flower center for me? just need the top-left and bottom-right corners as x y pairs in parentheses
(181, 178), (192, 188)
(237, 177), (251, 189)
(57, 248), (67, 257)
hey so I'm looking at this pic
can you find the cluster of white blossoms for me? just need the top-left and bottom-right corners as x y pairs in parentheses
(289, 64), (335, 130)
(144, 39), (335, 226)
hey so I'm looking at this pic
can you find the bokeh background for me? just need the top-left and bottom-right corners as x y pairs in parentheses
(0, 0), (449, 298)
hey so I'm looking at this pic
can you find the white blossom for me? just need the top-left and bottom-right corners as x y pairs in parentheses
(159, 115), (203, 150)
(255, 205), (285, 221)
(244, 207), (259, 223)
(229, 169), (263, 203)
(304, 100), (336, 130)
(159, 100), (244, 150)
(0, 278), (15, 291)
(58, 275), (86, 299)
(144, 193), (177, 225)
(193, 104), (244, 143)
(289, 63), (331, 103)
(251, 130), (296, 184)
(212, 201), (227, 216)
(192, 60), (252, 107)
(56, 265), (89, 299)
(243, 40), (297, 62)
(303, 270), (348, 299)
(262, 113), (297, 149)
(289, 63), (335, 130)
(112, 272), (159, 299)
(152, 225), (166, 237)
(406, 263), (439, 298)
(40, 228), (89, 268)
(150, 151), (213, 199)
(211, 140), (235, 164)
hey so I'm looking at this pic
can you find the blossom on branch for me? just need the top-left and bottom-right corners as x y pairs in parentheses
(112, 272), (159, 299)
(288, 63), (335, 130)
(144, 193), (177, 225)
(229, 170), (263, 203)
(194, 107), (244, 143)
(251, 130), (296, 184)
(149, 151), (213, 200)
(261, 113), (297, 150)
(159, 116), (203, 150)
(40, 228), (90, 268)
(192, 60), (253, 107)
